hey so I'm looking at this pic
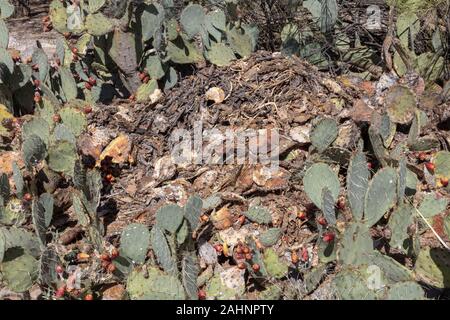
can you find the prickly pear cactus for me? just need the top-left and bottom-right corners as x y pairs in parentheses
(418, 192), (448, 218)
(386, 281), (425, 300)
(364, 167), (397, 227)
(332, 267), (377, 300)
(346, 151), (369, 221)
(310, 117), (339, 152)
(263, 248), (288, 279)
(126, 267), (185, 300)
(385, 85), (417, 124)
(155, 204), (185, 234)
(414, 247), (450, 288)
(150, 226), (176, 274)
(0, 248), (38, 293)
(338, 222), (373, 266)
(259, 228), (282, 247)
(244, 206), (272, 224)
(303, 163), (340, 209)
(388, 204), (413, 251)
(120, 223), (150, 265)
(433, 151), (450, 181)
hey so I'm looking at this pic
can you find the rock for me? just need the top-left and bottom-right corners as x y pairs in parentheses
(199, 241), (218, 266)
(220, 266), (246, 295)
(218, 225), (256, 250)
(102, 284), (125, 300)
(193, 170), (219, 191)
(99, 134), (133, 165)
(149, 89), (163, 104)
(289, 125), (311, 144)
(29, 284), (43, 300)
(205, 87), (225, 104)
(211, 206), (233, 230)
(252, 164), (291, 190)
(351, 99), (373, 123)
(152, 155), (176, 183)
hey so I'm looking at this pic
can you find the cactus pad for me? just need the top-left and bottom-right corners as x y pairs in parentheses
(310, 117), (338, 153)
(433, 151), (450, 180)
(385, 85), (417, 124)
(150, 226), (176, 274)
(126, 267), (185, 300)
(414, 247), (450, 288)
(303, 163), (340, 209)
(418, 192), (448, 218)
(386, 281), (425, 300)
(388, 204), (413, 251)
(0, 248), (38, 293)
(155, 204), (185, 234)
(364, 167), (397, 226)
(244, 206), (272, 224)
(259, 228), (282, 247)
(347, 151), (369, 221)
(120, 223), (150, 265)
(339, 222), (372, 266)
(263, 248), (288, 279)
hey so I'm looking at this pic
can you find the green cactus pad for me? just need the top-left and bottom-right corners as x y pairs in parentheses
(88, 0), (106, 13)
(379, 113), (396, 148)
(0, 172), (9, 201)
(322, 187), (336, 226)
(332, 268), (377, 300)
(155, 204), (185, 234)
(59, 107), (87, 137)
(366, 251), (412, 284)
(205, 272), (239, 300)
(206, 42), (236, 67)
(388, 204), (413, 251)
(397, 158), (407, 203)
(32, 48), (49, 82)
(48, 141), (77, 177)
(303, 163), (340, 209)
(167, 36), (203, 64)
(433, 151), (450, 180)
(227, 27), (253, 58)
(339, 222), (372, 266)
(364, 167), (397, 227)
(0, 197), (26, 226)
(184, 195), (203, 231)
(120, 223), (150, 265)
(244, 206), (272, 224)
(150, 226), (176, 274)
(385, 85), (417, 124)
(386, 281), (425, 300)
(23, 117), (51, 146)
(180, 4), (205, 39)
(368, 125), (389, 167)
(0, 47), (14, 73)
(259, 228), (282, 247)
(85, 13), (114, 36)
(181, 252), (199, 300)
(0, 0), (15, 19)
(418, 192), (448, 218)
(263, 248), (288, 279)
(0, 227), (41, 259)
(304, 264), (327, 294)
(0, 248), (38, 293)
(136, 79), (158, 103)
(347, 152), (369, 221)
(23, 134), (47, 169)
(415, 247), (450, 288)
(53, 124), (76, 144)
(258, 285), (283, 300)
(59, 67), (78, 101)
(141, 3), (165, 42)
(127, 267), (185, 300)
(39, 246), (60, 288)
(49, 0), (68, 33)
(31, 198), (49, 246)
(310, 117), (338, 153)
(145, 56), (165, 80)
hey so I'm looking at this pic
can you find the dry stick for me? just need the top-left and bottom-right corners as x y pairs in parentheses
(406, 197), (450, 251)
